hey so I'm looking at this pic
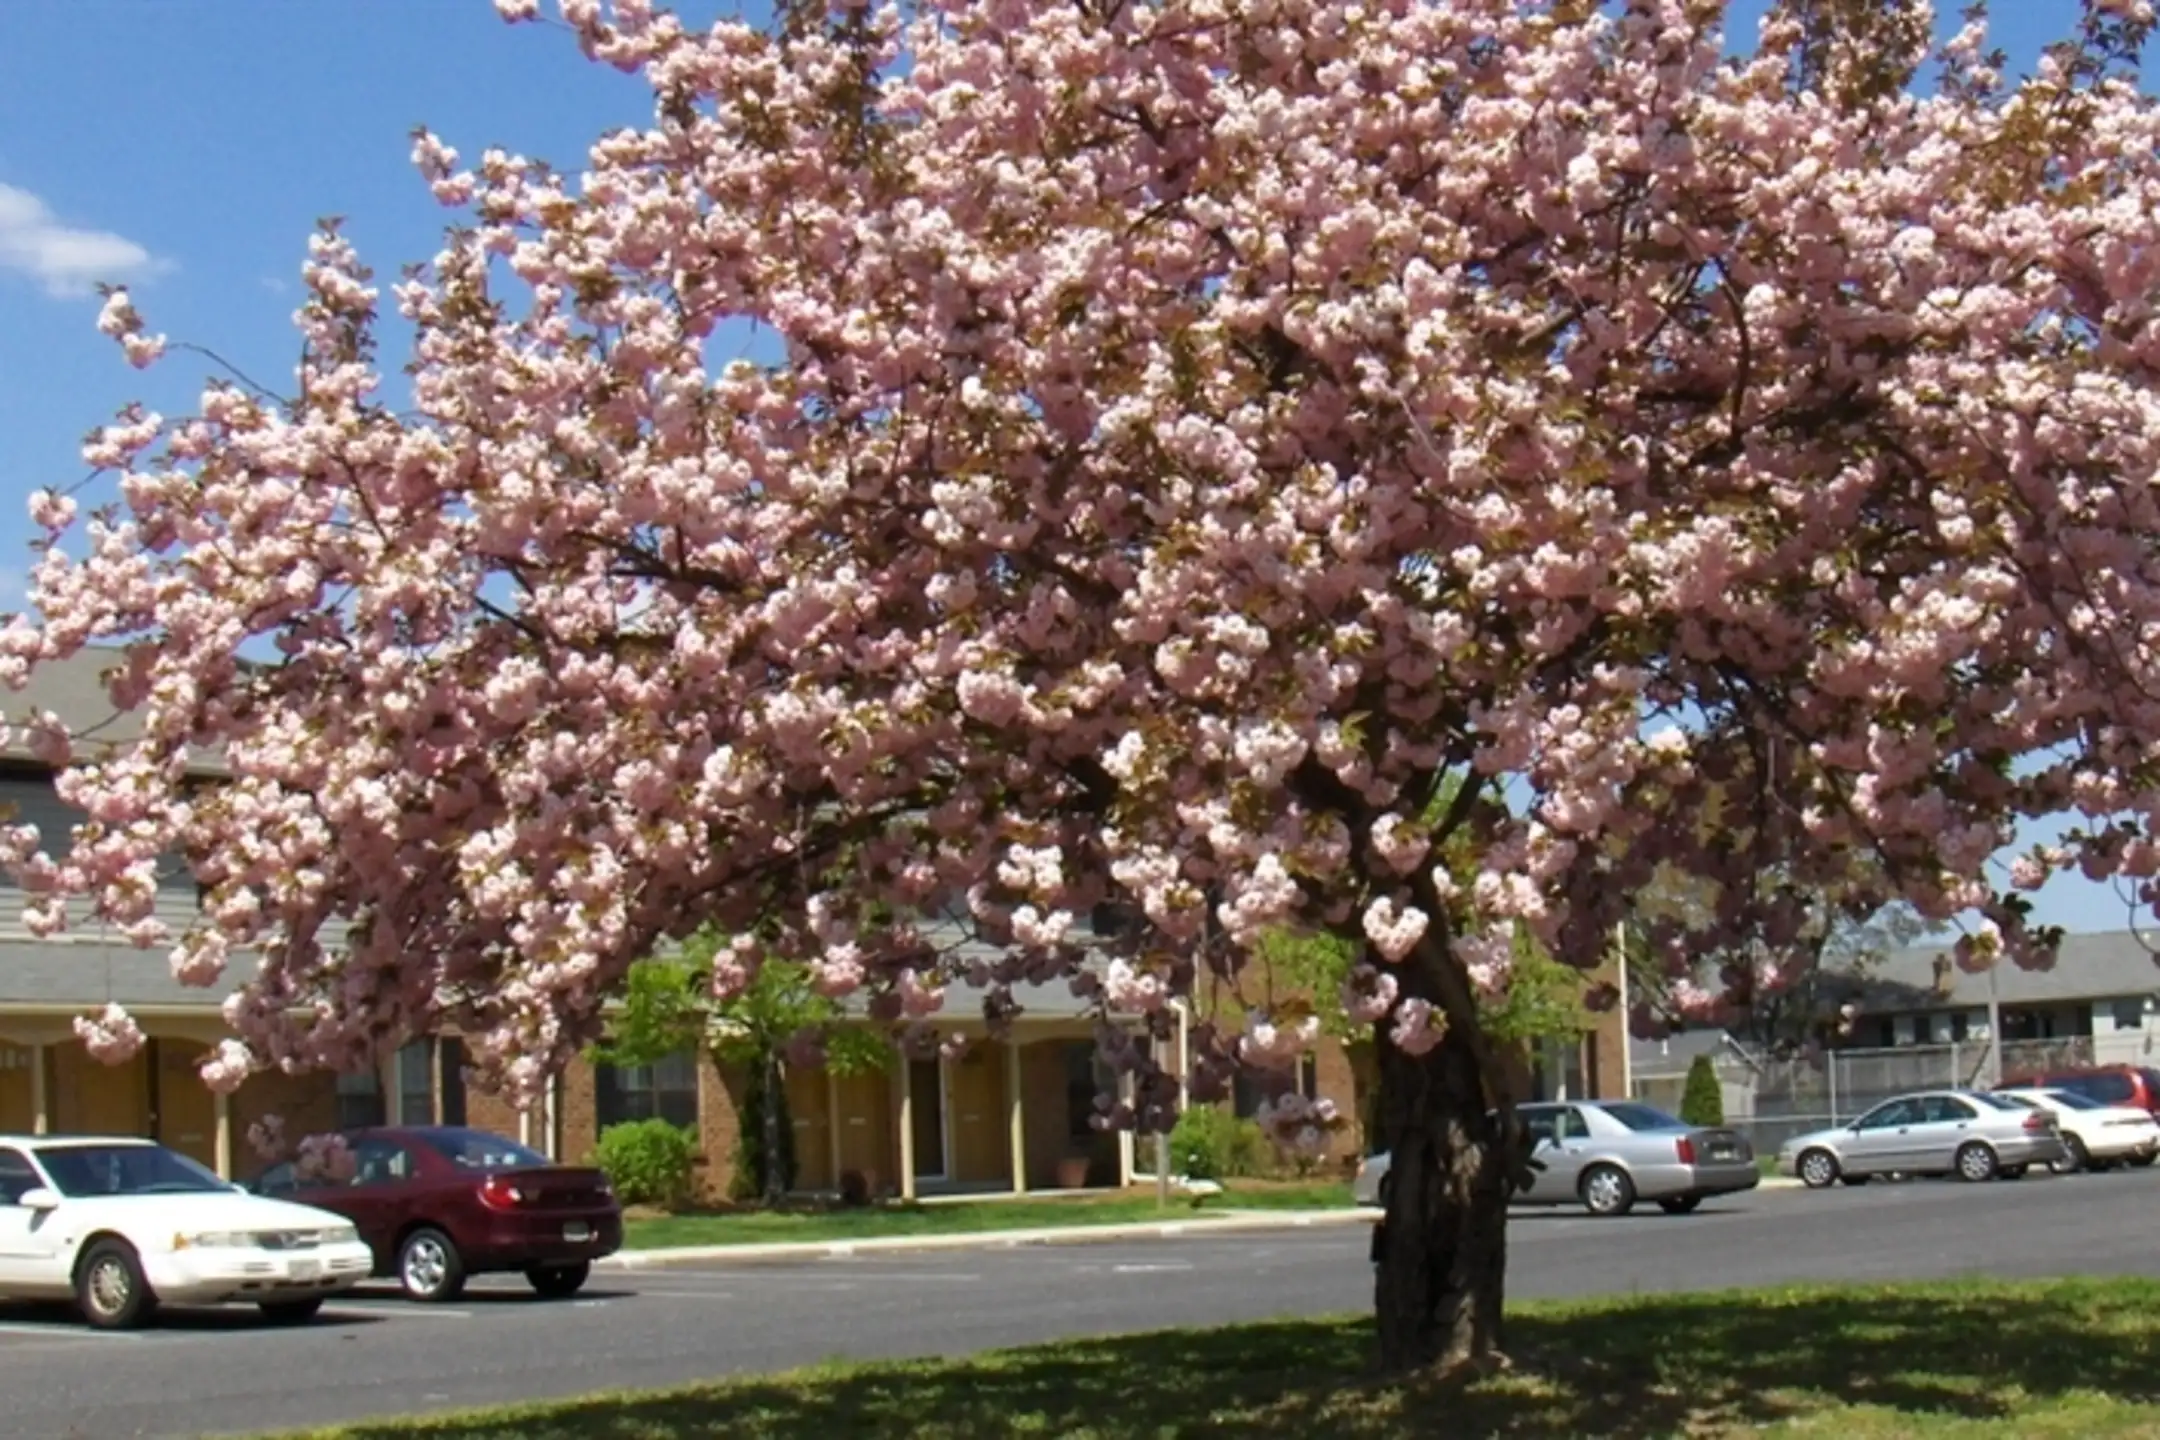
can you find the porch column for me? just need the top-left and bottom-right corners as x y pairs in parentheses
(825, 1066), (843, 1193)
(1116, 1069), (1136, 1186)
(1006, 1037), (1027, 1195)
(1174, 1002), (1191, 1106)
(896, 1043), (918, 1202)
(29, 1042), (48, 1135)
(540, 1075), (560, 1161)
(518, 1105), (534, 1149)
(214, 1090), (233, 1179)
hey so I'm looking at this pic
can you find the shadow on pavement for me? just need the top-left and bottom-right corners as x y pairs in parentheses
(295, 1277), (2160, 1439)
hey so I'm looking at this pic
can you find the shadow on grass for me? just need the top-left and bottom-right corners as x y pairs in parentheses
(298, 1278), (2160, 1439)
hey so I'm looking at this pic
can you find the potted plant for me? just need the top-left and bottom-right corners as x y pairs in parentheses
(1054, 1154), (1093, 1189)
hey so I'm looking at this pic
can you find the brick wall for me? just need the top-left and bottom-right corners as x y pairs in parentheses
(1584, 991), (1631, 1100)
(463, 1083), (524, 1144)
(556, 1055), (599, 1165)
(695, 1052), (746, 1202)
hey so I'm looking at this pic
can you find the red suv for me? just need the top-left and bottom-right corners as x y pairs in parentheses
(2001, 1065), (2160, 1164)
(251, 1126), (622, 1301)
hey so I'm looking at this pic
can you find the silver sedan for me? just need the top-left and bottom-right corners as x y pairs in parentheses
(1776, 1088), (2065, 1187)
(1353, 1099), (1760, 1218)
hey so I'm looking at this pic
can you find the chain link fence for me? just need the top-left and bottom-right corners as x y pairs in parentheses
(1633, 1036), (2098, 1156)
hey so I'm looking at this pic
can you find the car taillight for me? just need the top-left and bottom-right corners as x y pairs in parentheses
(1675, 1136), (1696, 1165)
(2023, 1113), (2051, 1132)
(479, 1175), (529, 1210)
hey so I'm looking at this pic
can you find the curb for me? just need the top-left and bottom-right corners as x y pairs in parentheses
(599, 1208), (1374, 1271)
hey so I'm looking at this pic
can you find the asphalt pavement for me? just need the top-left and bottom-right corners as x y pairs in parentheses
(8, 1167), (2160, 1440)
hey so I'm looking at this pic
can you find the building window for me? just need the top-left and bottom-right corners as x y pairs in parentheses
(394, 1040), (435, 1126)
(2115, 999), (2147, 1032)
(336, 1067), (387, 1130)
(1233, 1055), (1318, 1119)
(596, 1052), (699, 1130)
(437, 1036), (468, 1127)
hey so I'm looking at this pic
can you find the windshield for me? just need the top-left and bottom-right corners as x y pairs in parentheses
(414, 1129), (551, 1172)
(2039, 1089), (2103, 1111)
(1598, 1102), (1689, 1132)
(37, 1143), (230, 1198)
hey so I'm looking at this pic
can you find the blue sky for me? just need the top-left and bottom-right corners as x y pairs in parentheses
(0, 1), (2142, 937)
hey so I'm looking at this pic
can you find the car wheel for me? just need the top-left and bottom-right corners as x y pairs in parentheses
(258, 1297), (325, 1325)
(1656, 1195), (1702, 1215)
(1956, 1141), (1999, 1183)
(1797, 1148), (1840, 1189)
(1579, 1163), (1636, 1217)
(2052, 1135), (2091, 1174)
(397, 1227), (467, 1303)
(76, 1239), (156, 1331)
(525, 1262), (591, 1299)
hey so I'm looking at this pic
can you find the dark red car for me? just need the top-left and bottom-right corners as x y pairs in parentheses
(251, 1126), (622, 1302)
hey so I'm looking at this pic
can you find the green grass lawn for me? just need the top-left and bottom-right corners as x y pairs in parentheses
(621, 1179), (1355, 1250)
(263, 1277), (2160, 1438)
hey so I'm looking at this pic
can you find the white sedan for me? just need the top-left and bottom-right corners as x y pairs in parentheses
(1993, 1088), (2160, 1173)
(0, 1134), (375, 1328)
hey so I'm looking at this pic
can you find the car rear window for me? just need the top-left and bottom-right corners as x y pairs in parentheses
(1597, 1102), (1689, 1132)
(415, 1129), (551, 1172)
(1967, 1092), (2022, 1111)
(2079, 1072), (2137, 1105)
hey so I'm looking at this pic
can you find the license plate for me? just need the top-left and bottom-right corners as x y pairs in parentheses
(563, 1222), (592, 1243)
(289, 1257), (320, 1280)
(1710, 1147), (1736, 1160)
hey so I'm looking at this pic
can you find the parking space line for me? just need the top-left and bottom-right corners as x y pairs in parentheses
(0, 1322), (145, 1341)
(322, 1306), (477, 1321)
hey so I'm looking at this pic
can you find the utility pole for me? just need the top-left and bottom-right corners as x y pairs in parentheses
(1987, 960), (2004, 1087)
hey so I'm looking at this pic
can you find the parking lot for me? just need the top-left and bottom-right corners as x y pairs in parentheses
(7, 1167), (2160, 1439)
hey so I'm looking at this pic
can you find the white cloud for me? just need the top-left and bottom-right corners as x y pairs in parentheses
(0, 183), (165, 298)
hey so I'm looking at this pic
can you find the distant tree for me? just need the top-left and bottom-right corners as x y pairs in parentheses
(1627, 850), (1946, 1055)
(1678, 1054), (1725, 1129)
(593, 932), (888, 1206)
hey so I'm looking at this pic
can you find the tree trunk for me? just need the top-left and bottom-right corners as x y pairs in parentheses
(1372, 1012), (1511, 1374)
(761, 1049), (787, 1207)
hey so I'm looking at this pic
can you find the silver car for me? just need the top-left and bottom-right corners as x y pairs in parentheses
(1777, 1088), (2065, 1188)
(1353, 1099), (1760, 1218)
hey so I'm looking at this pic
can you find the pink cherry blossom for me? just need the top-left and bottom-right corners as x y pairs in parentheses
(1253, 1092), (1343, 1156)
(294, 1133), (357, 1184)
(0, 5), (2154, 1216)
(1363, 899), (1429, 964)
(197, 1038), (253, 1094)
(74, 1003), (143, 1064)
(246, 1114), (287, 1162)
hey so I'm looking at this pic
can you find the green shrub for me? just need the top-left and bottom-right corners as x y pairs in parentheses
(1168, 1105), (1272, 1180)
(592, 1119), (699, 1209)
(1679, 1053), (1725, 1128)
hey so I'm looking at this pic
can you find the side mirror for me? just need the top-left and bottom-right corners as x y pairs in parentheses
(17, 1187), (59, 1212)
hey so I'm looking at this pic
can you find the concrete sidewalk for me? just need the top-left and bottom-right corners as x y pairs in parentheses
(600, 1177), (1800, 1271)
(598, 1207), (1372, 1271)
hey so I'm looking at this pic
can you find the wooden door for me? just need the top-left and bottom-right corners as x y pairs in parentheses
(153, 1040), (220, 1170)
(785, 1064), (834, 1192)
(832, 1067), (892, 1189)
(58, 1046), (150, 1136)
(0, 1046), (33, 1134)
(946, 1047), (1009, 1184)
